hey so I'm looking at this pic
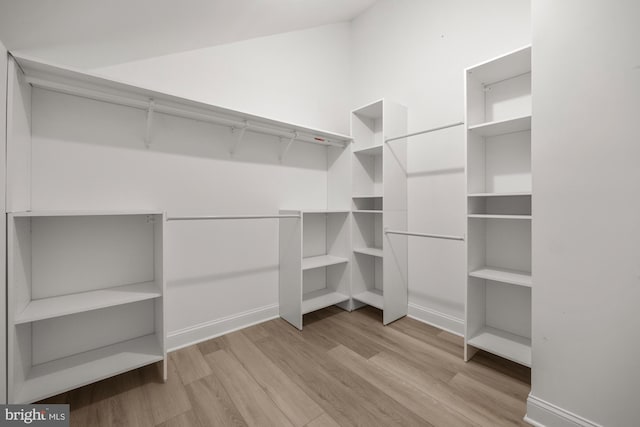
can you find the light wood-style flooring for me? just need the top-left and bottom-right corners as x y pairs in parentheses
(41, 306), (531, 426)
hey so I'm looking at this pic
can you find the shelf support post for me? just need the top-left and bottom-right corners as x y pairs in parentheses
(230, 120), (248, 156)
(279, 132), (297, 162)
(144, 99), (155, 148)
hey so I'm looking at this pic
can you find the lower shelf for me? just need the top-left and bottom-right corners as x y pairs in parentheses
(302, 289), (350, 315)
(302, 255), (349, 271)
(467, 327), (531, 367)
(353, 289), (384, 310)
(15, 334), (164, 403)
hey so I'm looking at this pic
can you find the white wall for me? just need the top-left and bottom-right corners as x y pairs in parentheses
(95, 23), (351, 134)
(0, 39), (8, 404)
(528, 1), (640, 426)
(350, 0), (531, 332)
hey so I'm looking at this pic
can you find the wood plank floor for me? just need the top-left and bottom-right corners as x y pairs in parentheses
(40, 306), (531, 426)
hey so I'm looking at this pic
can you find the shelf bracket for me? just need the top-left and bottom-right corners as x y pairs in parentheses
(144, 99), (155, 148)
(279, 132), (297, 162)
(230, 120), (248, 156)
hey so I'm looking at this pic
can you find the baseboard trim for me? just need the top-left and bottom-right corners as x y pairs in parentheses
(525, 394), (603, 427)
(167, 304), (279, 351)
(407, 302), (464, 336)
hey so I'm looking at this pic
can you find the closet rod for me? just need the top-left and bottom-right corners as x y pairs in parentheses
(385, 121), (464, 143)
(25, 77), (348, 148)
(166, 214), (300, 221)
(384, 228), (465, 241)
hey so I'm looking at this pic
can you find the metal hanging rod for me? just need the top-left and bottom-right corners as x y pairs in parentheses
(384, 228), (465, 241)
(385, 121), (464, 143)
(166, 214), (300, 221)
(25, 76), (348, 148)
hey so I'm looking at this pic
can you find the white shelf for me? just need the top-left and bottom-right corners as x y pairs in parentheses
(353, 145), (383, 156)
(468, 327), (531, 367)
(468, 192), (531, 198)
(15, 281), (162, 324)
(353, 247), (383, 258)
(468, 115), (531, 137)
(15, 334), (163, 403)
(301, 289), (350, 314)
(13, 54), (351, 147)
(301, 210), (350, 215)
(353, 289), (384, 310)
(466, 45), (531, 85)
(352, 210), (383, 214)
(469, 267), (532, 288)
(468, 214), (531, 220)
(352, 195), (383, 199)
(302, 255), (349, 271)
(10, 210), (162, 217)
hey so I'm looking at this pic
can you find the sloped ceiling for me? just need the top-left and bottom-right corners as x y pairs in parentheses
(0, 0), (377, 67)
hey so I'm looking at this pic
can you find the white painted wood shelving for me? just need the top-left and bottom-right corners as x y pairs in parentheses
(350, 99), (409, 324)
(7, 211), (166, 403)
(465, 45), (533, 367)
(279, 209), (351, 329)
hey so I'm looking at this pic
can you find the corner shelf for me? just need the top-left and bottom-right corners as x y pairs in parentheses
(353, 247), (383, 258)
(15, 334), (163, 404)
(468, 115), (531, 137)
(302, 255), (349, 271)
(469, 267), (532, 288)
(15, 281), (162, 324)
(467, 327), (531, 367)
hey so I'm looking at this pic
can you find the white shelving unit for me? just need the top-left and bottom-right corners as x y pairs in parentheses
(465, 46), (532, 367)
(7, 211), (166, 403)
(279, 209), (351, 329)
(350, 99), (408, 325)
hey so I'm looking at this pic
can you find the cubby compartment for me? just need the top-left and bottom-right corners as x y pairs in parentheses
(467, 277), (531, 366)
(7, 211), (166, 403)
(353, 149), (383, 197)
(468, 194), (531, 217)
(467, 131), (531, 195)
(352, 196), (383, 212)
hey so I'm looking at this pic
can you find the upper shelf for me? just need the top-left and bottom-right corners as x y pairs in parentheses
(468, 115), (531, 137)
(11, 53), (352, 148)
(10, 210), (162, 217)
(466, 45), (532, 86)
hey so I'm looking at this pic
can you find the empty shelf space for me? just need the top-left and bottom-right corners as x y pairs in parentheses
(15, 281), (162, 324)
(15, 334), (163, 403)
(353, 289), (384, 310)
(468, 115), (531, 137)
(468, 327), (531, 367)
(302, 289), (349, 314)
(468, 192), (531, 198)
(302, 255), (349, 271)
(468, 214), (531, 220)
(353, 145), (383, 156)
(469, 267), (532, 287)
(353, 247), (383, 258)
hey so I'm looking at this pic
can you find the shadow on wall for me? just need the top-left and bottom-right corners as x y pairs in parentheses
(31, 88), (328, 171)
(167, 264), (279, 289)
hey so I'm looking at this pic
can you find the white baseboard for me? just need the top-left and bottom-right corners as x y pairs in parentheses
(167, 304), (279, 351)
(525, 394), (602, 427)
(407, 302), (464, 336)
